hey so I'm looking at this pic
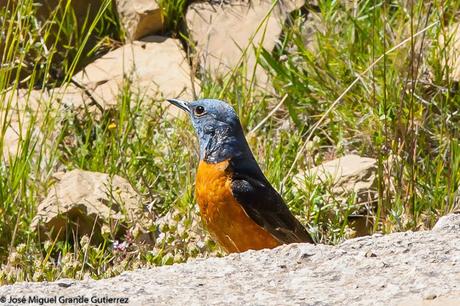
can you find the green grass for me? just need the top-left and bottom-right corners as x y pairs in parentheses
(157, 0), (188, 35)
(1, 0), (460, 283)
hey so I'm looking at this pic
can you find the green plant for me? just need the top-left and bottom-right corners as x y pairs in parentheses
(157, 0), (188, 35)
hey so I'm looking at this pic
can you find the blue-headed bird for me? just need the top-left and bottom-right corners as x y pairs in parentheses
(167, 98), (314, 253)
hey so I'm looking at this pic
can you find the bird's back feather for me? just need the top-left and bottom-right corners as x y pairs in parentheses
(229, 157), (314, 244)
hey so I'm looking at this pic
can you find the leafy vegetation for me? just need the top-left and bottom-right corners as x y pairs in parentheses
(0, 0), (459, 284)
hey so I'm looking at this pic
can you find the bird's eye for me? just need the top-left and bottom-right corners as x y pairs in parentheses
(194, 105), (206, 116)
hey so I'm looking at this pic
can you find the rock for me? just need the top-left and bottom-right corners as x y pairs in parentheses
(115, 0), (163, 41)
(1, 88), (52, 114)
(294, 154), (377, 199)
(3, 215), (460, 305)
(439, 22), (460, 82)
(2, 120), (34, 161)
(31, 169), (152, 244)
(66, 36), (199, 116)
(294, 154), (378, 236)
(299, 10), (324, 51)
(185, 0), (305, 88)
(0, 89), (56, 161)
(432, 212), (460, 232)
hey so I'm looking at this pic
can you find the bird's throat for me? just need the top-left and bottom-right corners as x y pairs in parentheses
(201, 132), (251, 164)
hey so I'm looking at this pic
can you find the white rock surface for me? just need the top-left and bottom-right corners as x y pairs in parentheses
(2, 214), (460, 305)
(432, 212), (460, 232)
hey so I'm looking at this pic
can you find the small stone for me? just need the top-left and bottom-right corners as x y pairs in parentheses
(299, 253), (314, 260)
(56, 280), (74, 288)
(423, 293), (437, 300)
(365, 250), (377, 258)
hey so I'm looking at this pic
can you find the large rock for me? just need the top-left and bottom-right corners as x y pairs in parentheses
(3, 214), (460, 305)
(0, 89), (56, 161)
(294, 154), (378, 236)
(115, 0), (163, 41)
(2, 119), (40, 162)
(31, 169), (152, 243)
(294, 154), (377, 198)
(186, 0), (304, 88)
(65, 36), (199, 116)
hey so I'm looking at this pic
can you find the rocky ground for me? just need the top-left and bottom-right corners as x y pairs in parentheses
(0, 213), (458, 306)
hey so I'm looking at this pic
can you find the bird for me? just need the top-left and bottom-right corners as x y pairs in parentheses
(167, 98), (314, 253)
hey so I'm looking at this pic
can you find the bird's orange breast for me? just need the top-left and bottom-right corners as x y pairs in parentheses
(195, 160), (280, 253)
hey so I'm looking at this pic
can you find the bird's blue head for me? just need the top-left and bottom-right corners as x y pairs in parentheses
(167, 98), (253, 163)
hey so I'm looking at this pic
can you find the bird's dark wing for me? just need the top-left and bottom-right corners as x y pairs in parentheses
(228, 158), (314, 244)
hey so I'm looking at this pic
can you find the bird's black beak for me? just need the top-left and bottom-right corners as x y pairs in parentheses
(166, 98), (191, 113)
